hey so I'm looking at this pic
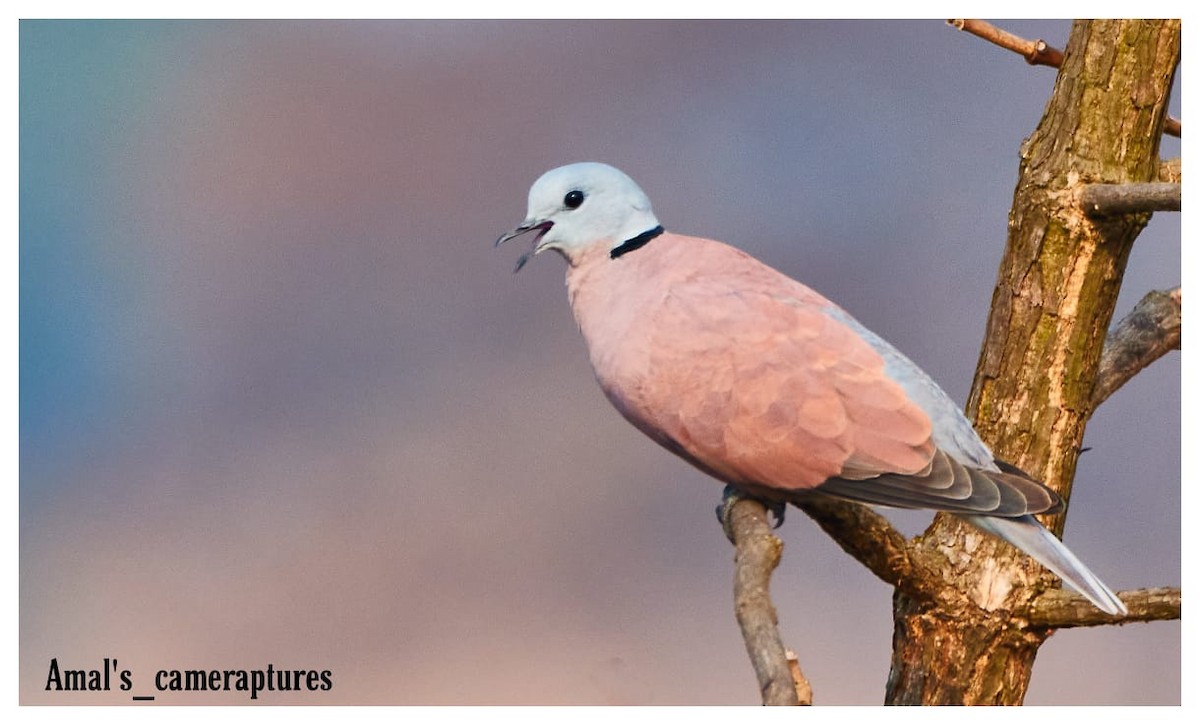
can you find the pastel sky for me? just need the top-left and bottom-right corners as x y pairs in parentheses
(20, 20), (1180, 705)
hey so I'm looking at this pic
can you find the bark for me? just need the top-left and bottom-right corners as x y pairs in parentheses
(1027, 586), (1181, 629)
(1158, 157), (1181, 183)
(884, 20), (1181, 706)
(727, 497), (805, 705)
(1080, 183), (1181, 216)
(1090, 286), (1181, 409)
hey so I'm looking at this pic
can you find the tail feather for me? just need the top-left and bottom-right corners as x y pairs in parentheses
(961, 514), (1127, 616)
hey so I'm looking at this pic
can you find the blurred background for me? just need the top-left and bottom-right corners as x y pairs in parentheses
(20, 20), (1179, 705)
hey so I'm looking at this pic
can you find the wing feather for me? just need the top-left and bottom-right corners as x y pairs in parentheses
(817, 450), (1064, 516)
(643, 280), (935, 491)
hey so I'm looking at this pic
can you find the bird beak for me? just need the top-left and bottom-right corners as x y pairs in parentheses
(495, 220), (554, 273)
(495, 219), (553, 247)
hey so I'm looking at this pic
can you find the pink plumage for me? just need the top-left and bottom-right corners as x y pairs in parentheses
(567, 232), (933, 497)
(496, 162), (1125, 615)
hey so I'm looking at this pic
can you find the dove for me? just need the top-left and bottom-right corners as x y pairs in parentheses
(496, 161), (1125, 615)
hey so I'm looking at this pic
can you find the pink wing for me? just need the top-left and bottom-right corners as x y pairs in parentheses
(631, 273), (935, 492)
(613, 256), (1060, 516)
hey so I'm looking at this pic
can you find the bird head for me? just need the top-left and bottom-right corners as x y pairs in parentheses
(495, 162), (660, 271)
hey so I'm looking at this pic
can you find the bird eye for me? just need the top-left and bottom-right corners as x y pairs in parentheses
(563, 190), (585, 209)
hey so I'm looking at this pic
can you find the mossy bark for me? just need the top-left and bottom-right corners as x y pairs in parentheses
(884, 20), (1180, 705)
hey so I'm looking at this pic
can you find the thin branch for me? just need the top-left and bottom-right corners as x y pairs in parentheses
(1026, 587), (1181, 628)
(1080, 183), (1181, 217)
(947, 19), (1181, 138)
(947, 18), (1063, 66)
(727, 497), (802, 705)
(1091, 287), (1181, 409)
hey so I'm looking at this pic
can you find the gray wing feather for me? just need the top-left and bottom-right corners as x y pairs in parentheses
(816, 450), (1062, 516)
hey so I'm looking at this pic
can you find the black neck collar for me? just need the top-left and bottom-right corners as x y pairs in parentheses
(610, 225), (665, 259)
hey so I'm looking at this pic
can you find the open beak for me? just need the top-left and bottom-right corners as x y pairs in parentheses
(495, 220), (554, 272)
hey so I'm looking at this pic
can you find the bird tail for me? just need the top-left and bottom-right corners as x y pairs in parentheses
(961, 514), (1127, 616)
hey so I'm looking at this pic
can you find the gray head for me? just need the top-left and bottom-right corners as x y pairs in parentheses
(495, 162), (661, 270)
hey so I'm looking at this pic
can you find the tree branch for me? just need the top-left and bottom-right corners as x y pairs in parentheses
(1025, 586), (1181, 628)
(727, 498), (804, 705)
(1080, 183), (1181, 217)
(947, 19), (1181, 138)
(947, 18), (1063, 66)
(1091, 287), (1181, 409)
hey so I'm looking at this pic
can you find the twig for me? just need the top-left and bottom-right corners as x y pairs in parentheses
(1025, 586), (1181, 628)
(727, 497), (802, 705)
(947, 18), (1063, 66)
(1091, 287), (1181, 409)
(947, 19), (1181, 138)
(1080, 183), (1181, 217)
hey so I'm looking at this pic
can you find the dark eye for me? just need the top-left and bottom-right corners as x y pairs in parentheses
(563, 190), (585, 209)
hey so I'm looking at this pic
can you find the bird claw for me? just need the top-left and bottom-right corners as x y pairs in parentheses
(715, 485), (786, 543)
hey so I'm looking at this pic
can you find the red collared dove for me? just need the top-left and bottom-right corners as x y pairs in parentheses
(496, 161), (1125, 616)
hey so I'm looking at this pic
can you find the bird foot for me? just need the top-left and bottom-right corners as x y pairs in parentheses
(715, 485), (786, 543)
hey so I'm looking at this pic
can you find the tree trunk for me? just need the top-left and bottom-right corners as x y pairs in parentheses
(884, 19), (1180, 705)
